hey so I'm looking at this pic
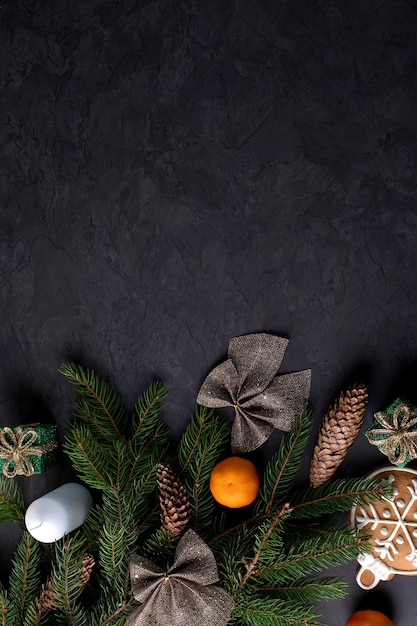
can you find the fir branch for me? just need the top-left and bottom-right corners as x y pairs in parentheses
(256, 530), (366, 585)
(237, 505), (290, 592)
(0, 476), (25, 526)
(260, 575), (347, 603)
(233, 595), (324, 626)
(49, 534), (90, 626)
(8, 532), (42, 625)
(0, 591), (7, 626)
(177, 406), (230, 534)
(289, 477), (392, 519)
(98, 523), (137, 602)
(60, 363), (127, 441)
(64, 423), (115, 492)
(256, 411), (314, 516)
(214, 525), (255, 595)
(130, 382), (168, 443)
(141, 527), (177, 566)
(22, 601), (50, 626)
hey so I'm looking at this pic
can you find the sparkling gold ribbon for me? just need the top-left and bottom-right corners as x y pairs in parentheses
(0, 426), (57, 477)
(367, 404), (417, 466)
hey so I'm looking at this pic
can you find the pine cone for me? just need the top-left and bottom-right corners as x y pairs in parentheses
(38, 578), (56, 612)
(309, 383), (368, 488)
(82, 553), (95, 586)
(157, 463), (190, 536)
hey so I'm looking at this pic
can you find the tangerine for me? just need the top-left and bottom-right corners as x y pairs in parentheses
(209, 456), (260, 508)
(345, 610), (394, 626)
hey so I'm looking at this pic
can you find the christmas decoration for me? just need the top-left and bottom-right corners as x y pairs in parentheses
(157, 463), (189, 536)
(196, 333), (311, 453)
(209, 456), (260, 508)
(0, 423), (57, 477)
(128, 529), (234, 626)
(350, 466), (417, 589)
(345, 610), (394, 626)
(365, 398), (417, 467)
(25, 482), (93, 542)
(310, 384), (368, 488)
(0, 363), (391, 626)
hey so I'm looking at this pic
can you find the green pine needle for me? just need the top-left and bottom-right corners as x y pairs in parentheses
(232, 594), (324, 626)
(256, 410), (314, 516)
(177, 405), (231, 536)
(7, 532), (42, 625)
(59, 363), (127, 441)
(0, 475), (25, 526)
(289, 477), (392, 519)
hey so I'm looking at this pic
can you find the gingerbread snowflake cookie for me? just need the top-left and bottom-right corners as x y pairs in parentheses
(350, 466), (417, 589)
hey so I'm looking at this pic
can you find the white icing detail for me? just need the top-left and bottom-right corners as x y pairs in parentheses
(357, 553), (393, 589)
(382, 509), (391, 518)
(381, 527), (389, 536)
(398, 499), (405, 508)
(396, 535), (404, 545)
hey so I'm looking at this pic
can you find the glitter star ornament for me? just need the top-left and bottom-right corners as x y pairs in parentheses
(196, 333), (311, 453)
(366, 398), (417, 467)
(128, 529), (234, 626)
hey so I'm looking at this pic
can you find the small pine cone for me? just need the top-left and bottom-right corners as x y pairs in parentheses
(38, 578), (56, 612)
(81, 553), (95, 586)
(310, 383), (368, 488)
(157, 463), (190, 536)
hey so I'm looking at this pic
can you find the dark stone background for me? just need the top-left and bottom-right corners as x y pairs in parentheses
(1, 0), (417, 623)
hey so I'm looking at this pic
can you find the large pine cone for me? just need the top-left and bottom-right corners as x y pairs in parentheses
(157, 463), (190, 536)
(309, 383), (368, 488)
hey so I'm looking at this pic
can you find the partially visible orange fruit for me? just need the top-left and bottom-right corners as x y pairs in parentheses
(209, 456), (260, 508)
(345, 610), (394, 626)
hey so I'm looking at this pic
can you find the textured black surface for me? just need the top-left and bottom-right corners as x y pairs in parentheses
(1, 0), (417, 623)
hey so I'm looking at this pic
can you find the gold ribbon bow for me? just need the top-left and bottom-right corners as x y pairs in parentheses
(128, 529), (234, 626)
(197, 333), (311, 453)
(0, 426), (55, 477)
(367, 404), (417, 466)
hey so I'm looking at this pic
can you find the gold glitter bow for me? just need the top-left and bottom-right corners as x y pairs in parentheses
(366, 404), (417, 466)
(197, 333), (311, 453)
(128, 529), (234, 626)
(0, 426), (57, 477)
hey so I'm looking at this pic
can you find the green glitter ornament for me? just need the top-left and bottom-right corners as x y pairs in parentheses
(0, 423), (58, 477)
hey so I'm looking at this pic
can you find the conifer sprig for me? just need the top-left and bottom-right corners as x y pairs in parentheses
(7, 532), (42, 625)
(177, 405), (230, 535)
(49, 534), (90, 626)
(289, 477), (392, 519)
(256, 410), (313, 515)
(0, 476), (25, 527)
(59, 363), (127, 441)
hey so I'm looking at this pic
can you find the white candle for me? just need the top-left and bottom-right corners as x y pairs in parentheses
(25, 483), (93, 543)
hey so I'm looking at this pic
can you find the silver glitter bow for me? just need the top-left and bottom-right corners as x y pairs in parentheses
(128, 529), (234, 626)
(197, 333), (311, 453)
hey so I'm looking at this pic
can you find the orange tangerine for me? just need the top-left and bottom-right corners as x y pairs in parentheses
(345, 610), (394, 626)
(209, 456), (260, 508)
